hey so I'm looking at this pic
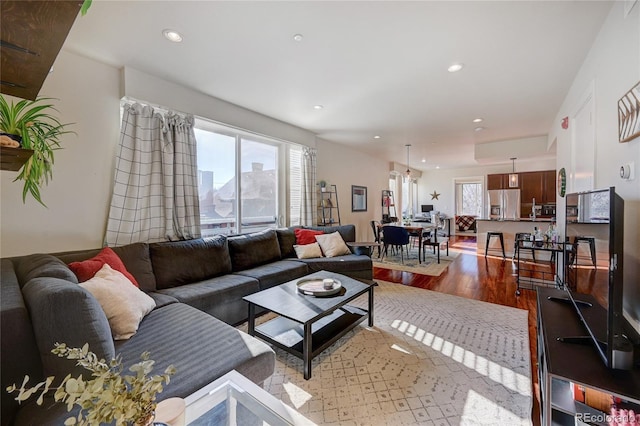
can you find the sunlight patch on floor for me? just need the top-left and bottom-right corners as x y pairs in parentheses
(282, 381), (313, 409)
(462, 389), (530, 423)
(391, 319), (531, 397)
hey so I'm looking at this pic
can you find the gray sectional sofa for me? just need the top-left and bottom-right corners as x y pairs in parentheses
(0, 225), (372, 425)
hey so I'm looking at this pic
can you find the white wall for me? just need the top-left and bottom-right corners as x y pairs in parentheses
(550, 2), (640, 332)
(1, 51), (121, 256)
(418, 158), (557, 221)
(316, 139), (390, 242)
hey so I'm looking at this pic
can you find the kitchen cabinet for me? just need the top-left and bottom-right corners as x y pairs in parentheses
(487, 173), (508, 190)
(542, 170), (557, 203)
(520, 172), (543, 205)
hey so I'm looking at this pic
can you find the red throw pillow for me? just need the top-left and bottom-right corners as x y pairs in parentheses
(68, 247), (139, 287)
(294, 228), (324, 245)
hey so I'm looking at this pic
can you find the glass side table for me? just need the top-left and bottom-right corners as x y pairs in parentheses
(184, 370), (314, 426)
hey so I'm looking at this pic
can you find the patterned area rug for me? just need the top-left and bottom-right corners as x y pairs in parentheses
(372, 245), (459, 276)
(249, 280), (533, 425)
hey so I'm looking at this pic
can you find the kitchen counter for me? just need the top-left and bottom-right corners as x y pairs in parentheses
(476, 218), (554, 222)
(477, 219), (556, 259)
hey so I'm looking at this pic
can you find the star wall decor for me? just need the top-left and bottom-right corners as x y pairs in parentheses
(430, 191), (440, 200)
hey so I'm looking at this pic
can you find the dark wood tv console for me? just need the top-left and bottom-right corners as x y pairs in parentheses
(537, 288), (640, 425)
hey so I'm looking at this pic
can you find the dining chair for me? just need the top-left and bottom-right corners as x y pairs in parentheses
(381, 226), (411, 264)
(370, 220), (382, 256)
(422, 226), (449, 264)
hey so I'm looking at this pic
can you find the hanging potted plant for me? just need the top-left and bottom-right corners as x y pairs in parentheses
(0, 96), (74, 206)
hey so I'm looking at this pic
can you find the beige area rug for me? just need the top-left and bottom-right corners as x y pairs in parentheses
(241, 280), (533, 426)
(372, 246), (460, 276)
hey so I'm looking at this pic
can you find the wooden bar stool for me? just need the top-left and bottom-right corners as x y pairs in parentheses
(485, 232), (505, 259)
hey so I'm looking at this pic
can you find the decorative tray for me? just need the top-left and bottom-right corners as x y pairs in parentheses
(296, 278), (342, 297)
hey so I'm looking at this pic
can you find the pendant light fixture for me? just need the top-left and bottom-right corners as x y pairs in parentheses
(509, 157), (519, 188)
(404, 144), (412, 182)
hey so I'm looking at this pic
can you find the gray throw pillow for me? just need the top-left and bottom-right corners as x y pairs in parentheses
(22, 277), (115, 380)
(150, 236), (232, 289)
(276, 228), (297, 258)
(228, 229), (282, 271)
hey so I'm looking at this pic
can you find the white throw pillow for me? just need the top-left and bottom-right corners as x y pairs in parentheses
(293, 242), (324, 259)
(315, 232), (351, 257)
(79, 263), (156, 340)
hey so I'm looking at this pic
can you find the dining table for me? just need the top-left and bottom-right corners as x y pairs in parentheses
(379, 222), (436, 264)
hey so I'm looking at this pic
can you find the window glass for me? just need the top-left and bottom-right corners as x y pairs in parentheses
(195, 120), (302, 235)
(456, 182), (483, 216)
(195, 129), (236, 236)
(240, 138), (278, 232)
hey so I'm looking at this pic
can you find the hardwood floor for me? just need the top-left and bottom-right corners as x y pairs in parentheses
(373, 234), (541, 426)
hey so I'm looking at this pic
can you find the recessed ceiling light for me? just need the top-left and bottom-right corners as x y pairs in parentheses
(473, 118), (483, 123)
(313, 105), (324, 110)
(162, 29), (183, 43)
(293, 34), (303, 42)
(436, 166), (440, 169)
(373, 135), (381, 139)
(474, 126), (485, 132)
(447, 63), (464, 73)
(421, 159), (426, 163)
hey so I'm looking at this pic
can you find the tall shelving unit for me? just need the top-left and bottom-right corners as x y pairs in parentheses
(381, 190), (397, 223)
(317, 184), (341, 226)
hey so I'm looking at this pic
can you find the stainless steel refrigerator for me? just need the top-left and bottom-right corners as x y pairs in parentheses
(487, 189), (521, 220)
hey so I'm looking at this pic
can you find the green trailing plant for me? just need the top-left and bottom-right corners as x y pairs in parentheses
(6, 343), (176, 426)
(80, 0), (92, 16)
(0, 96), (74, 206)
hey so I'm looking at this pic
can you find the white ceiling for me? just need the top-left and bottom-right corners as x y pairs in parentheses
(63, 0), (613, 170)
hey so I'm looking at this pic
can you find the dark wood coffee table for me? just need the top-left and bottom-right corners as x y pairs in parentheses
(243, 271), (376, 380)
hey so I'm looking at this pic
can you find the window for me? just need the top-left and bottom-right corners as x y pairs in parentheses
(195, 119), (301, 236)
(401, 178), (418, 218)
(455, 181), (483, 217)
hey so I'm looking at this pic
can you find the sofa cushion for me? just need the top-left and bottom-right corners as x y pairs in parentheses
(293, 242), (324, 259)
(111, 243), (157, 292)
(21, 277), (115, 380)
(79, 264), (156, 340)
(53, 244), (157, 293)
(276, 227), (297, 259)
(155, 274), (260, 325)
(150, 236), (231, 290)
(294, 228), (324, 245)
(304, 224), (356, 243)
(68, 247), (140, 287)
(1, 259), (44, 425)
(114, 303), (275, 397)
(15, 254), (78, 287)
(228, 229), (282, 271)
(315, 231), (351, 257)
(233, 260), (308, 290)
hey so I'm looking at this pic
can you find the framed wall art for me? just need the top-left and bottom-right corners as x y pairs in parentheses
(351, 185), (367, 212)
(618, 80), (640, 143)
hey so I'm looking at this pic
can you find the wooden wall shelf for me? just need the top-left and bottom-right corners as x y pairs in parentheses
(1, 146), (33, 171)
(1, 1), (81, 100)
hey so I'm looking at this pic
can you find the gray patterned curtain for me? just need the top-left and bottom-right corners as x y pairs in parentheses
(300, 147), (317, 226)
(105, 103), (200, 246)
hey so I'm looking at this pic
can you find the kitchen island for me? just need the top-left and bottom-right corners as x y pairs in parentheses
(476, 218), (555, 259)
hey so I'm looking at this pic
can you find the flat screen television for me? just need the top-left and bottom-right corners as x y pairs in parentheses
(421, 205), (434, 213)
(561, 186), (633, 370)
